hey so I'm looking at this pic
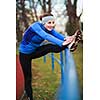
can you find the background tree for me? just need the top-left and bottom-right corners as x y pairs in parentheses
(65, 0), (83, 35)
(16, 0), (83, 41)
(16, 0), (36, 42)
(16, 0), (52, 43)
(38, 0), (51, 13)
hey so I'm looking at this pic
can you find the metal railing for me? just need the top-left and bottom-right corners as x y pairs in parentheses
(43, 48), (81, 100)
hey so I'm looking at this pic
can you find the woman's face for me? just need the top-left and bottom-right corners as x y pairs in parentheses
(44, 20), (55, 31)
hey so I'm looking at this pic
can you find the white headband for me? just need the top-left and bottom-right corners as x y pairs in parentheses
(42, 16), (54, 24)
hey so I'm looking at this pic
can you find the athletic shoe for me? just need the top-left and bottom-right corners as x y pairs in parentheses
(69, 30), (83, 52)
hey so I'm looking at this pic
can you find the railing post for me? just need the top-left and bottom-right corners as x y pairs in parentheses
(65, 48), (80, 100)
(60, 51), (64, 84)
(56, 48), (80, 100)
(43, 48), (81, 100)
(43, 55), (46, 63)
(51, 53), (55, 71)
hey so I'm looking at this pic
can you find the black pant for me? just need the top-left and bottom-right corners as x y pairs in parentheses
(19, 44), (68, 100)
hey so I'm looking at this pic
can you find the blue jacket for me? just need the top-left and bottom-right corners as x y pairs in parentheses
(19, 22), (65, 54)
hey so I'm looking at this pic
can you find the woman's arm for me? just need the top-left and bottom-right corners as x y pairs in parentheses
(31, 22), (64, 47)
(51, 29), (65, 41)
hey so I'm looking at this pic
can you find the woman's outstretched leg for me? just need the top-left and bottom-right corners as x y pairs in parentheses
(30, 44), (67, 59)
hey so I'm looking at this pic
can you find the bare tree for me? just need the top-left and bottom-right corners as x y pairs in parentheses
(65, 0), (83, 35)
(47, 0), (51, 13)
(16, 0), (35, 42)
(38, 0), (51, 13)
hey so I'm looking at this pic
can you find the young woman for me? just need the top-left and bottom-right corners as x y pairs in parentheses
(19, 13), (77, 100)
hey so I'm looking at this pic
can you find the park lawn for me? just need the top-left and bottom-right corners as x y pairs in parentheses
(32, 55), (61, 100)
(72, 43), (83, 99)
(31, 43), (83, 100)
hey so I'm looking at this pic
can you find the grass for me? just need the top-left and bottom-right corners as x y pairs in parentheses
(31, 43), (83, 100)
(72, 43), (83, 99)
(32, 56), (61, 100)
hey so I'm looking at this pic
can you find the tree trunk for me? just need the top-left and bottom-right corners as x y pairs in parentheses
(48, 0), (51, 13)
(65, 0), (81, 35)
(38, 0), (51, 14)
(20, 0), (29, 29)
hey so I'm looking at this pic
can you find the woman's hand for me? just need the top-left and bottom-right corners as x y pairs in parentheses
(62, 36), (75, 46)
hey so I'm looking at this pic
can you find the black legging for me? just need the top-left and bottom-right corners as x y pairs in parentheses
(19, 44), (68, 100)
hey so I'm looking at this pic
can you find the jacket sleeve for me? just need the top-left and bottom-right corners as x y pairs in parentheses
(31, 23), (64, 47)
(51, 29), (65, 41)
